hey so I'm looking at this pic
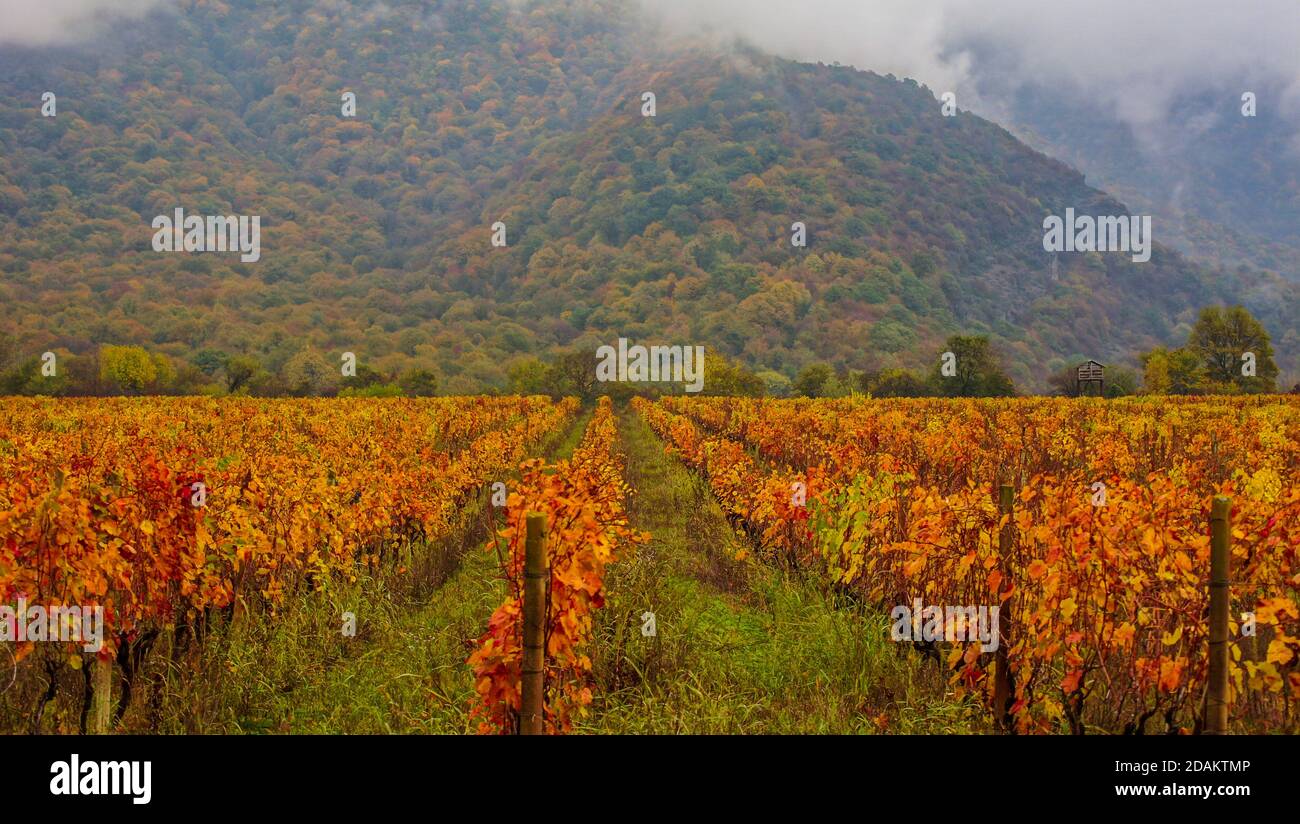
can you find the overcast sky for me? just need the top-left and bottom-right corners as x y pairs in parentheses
(0, 0), (175, 46)
(639, 0), (1300, 129)
(4, 0), (1298, 129)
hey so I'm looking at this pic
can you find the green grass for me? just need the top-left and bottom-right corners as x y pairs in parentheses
(572, 407), (985, 734)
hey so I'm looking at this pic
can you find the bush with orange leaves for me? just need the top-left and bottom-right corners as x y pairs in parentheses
(642, 395), (1300, 733)
(468, 398), (649, 734)
(0, 396), (576, 678)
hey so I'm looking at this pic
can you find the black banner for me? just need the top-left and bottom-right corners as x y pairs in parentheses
(4, 733), (1290, 813)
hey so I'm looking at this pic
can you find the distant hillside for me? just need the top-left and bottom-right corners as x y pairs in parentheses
(1, 0), (1296, 392)
(988, 80), (1300, 282)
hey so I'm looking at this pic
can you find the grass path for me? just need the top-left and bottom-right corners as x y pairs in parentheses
(176, 403), (977, 734)
(574, 407), (981, 734)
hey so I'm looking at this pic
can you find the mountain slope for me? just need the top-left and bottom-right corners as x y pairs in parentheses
(433, 49), (1300, 386)
(986, 79), (1300, 281)
(0, 0), (1295, 392)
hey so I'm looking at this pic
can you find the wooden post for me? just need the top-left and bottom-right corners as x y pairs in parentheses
(1206, 496), (1231, 735)
(91, 657), (113, 734)
(992, 483), (1015, 732)
(519, 513), (548, 735)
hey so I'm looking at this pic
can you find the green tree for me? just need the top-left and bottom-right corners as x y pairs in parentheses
(1142, 347), (1206, 395)
(1105, 367), (1139, 398)
(191, 349), (228, 376)
(929, 336), (1015, 397)
(63, 352), (101, 396)
(223, 355), (263, 394)
(756, 369), (792, 397)
(793, 363), (833, 397)
(0, 355), (73, 395)
(821, 372), (853, 397)
(909, 249), (938, 278)
(1167, 348), (1209, 394)
(340, 363), (386, 391)
(340, 383), (402, 397)
(1142, 348), (1171, 394)
(862, 368), (932, 398)
(701, 352), (765, 397)
(1186, 305), (1278, 393)
(0, 332), (16, 375)
(398, 368), (439, 397)
(507, 358), (549, 395)
(171, 362), (214, 395)
(151, 353), (176, 392)
(545, 349), (598, 401)
(282, 350), (334, 397)
(0, 356), (33, 395)
(99, 345), (157, 394)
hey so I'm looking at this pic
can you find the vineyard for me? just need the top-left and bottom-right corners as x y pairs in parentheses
(0, 395), (577, 730)
(1, 394), (1297, 734)
(468, 398), (649, 733)
(637, 395), (1300, 733)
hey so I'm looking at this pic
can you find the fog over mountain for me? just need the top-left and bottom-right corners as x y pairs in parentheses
(637, 1), (1300, 278)
(17, 0), (1299, 116)
(641, 0), (1300, 127)
(0, 0), (179, 46)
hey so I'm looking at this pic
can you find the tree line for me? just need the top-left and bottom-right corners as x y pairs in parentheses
(0, 338), (438, 398)
(786, 306), (1291, 399)
(1, 305), (1292, 400)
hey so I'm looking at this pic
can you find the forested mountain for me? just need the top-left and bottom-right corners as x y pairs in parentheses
(1, 0), (1296, 392)
(991, 80), (1300, 282)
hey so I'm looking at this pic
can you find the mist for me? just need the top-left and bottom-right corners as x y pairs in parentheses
(0, 0), (175, 46)
(638, 0), (1300, 129)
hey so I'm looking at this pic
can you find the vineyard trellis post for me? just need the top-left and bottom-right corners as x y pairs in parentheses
(91, 657), (113, 734)
(520, 512), (548, 735)
(993, 482), (1015, 732)
(1206, 496), (1231, 735)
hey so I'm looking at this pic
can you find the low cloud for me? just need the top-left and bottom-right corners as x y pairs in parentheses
(0, 0), (176, 47)
(639, 0), (1300, 127)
